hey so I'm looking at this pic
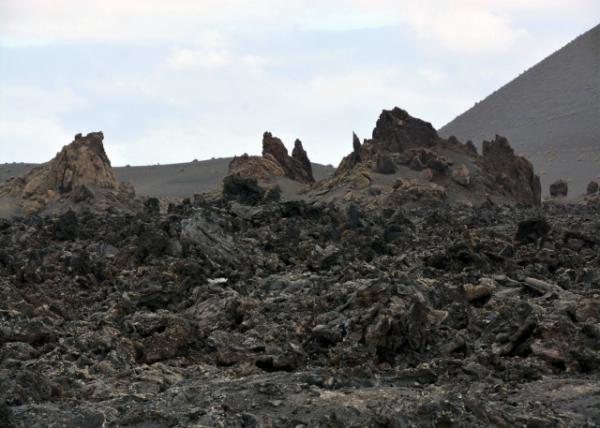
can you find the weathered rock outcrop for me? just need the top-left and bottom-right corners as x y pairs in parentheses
(317, 107), (541, 207)
(228, 132), (314, 184)
(0, 132), (137, 214)
(480, 135), (541, 205)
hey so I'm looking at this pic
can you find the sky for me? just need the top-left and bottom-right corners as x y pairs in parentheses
(0, 1), (598, 166)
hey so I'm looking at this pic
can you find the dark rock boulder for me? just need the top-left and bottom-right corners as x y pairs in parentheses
(222, 175), (266, 205)
(372, 107), (438, 152)
(480, 135), (541, 205)
(549, 179), (568, 198)
(374, 153), (396, 174)
(587, 181), (598, 195)
(144, 197), (161, 216)
(515, 218), (550, 244)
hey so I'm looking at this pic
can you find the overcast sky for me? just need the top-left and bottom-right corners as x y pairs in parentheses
(0, 1), (598, 166)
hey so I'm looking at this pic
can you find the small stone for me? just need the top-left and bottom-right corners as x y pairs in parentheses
(464, 278), (496, 302)
(451, 164), (471, 186)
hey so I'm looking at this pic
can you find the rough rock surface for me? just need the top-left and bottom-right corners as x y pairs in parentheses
(550, 179), (569, 198)
(316, 107), (541, 208)
(587, 181), (599, 195)
(2, 197), (600, 427)
(480, 135), (541, 205)
(229, 133), (315, 184)
(0, 133), (137, 215)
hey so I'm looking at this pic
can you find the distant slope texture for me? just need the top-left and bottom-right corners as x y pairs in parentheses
(0, 159), (335, 199)
(440, 24), (600, 197)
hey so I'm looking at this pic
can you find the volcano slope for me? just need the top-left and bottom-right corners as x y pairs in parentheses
(440, 24), (600, 197)
(2, 197), (600, 426)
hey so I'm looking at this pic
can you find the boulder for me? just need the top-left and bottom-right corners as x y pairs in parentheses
(515, 218), (550, 244)
(480, 135), (541, 205)
(587, 181), (598, 195)
(222, 175), (266, 205)
(549, 179), (568, 198)
(451, 164), (471, 186)
(374, 153), (396, 174)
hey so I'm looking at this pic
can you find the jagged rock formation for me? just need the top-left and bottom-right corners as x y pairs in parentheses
(291, 139), (313, 180)
(0, 132), (137, 214)
(229, 132), (315, 185)
(480, 135), (542, 205)
(440, 24), (600, 196)
(315, 107), (541, 207)
(373, 107), (438, 151)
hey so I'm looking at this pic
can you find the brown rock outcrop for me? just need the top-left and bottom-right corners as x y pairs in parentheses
(228, 132), (314, 184)
(0, 132), (136, 214)
(317, 107), (541, 207)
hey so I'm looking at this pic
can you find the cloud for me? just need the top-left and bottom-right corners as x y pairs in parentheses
(404, 7), (528, 54)
(0, 84), (87, 116)
(2, 0), (597, 52)
(165, 48), (233, 70)
(0, 117), (73, 162)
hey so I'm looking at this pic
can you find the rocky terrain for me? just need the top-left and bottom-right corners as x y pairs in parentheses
(313, 108), (541, 208)
(0, 132), (138, 216)
(1, 195), (600, 427)
(227, 132), (316, 196)
(1, 107), (600, 427)
(0, 158), (334, 203)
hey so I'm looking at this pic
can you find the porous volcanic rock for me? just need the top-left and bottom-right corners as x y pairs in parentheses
(228, 132), (314, 184)
(3, 196), (600, 426)
(0, 132), (137, 214)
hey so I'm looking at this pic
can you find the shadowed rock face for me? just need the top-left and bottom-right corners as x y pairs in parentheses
(0, 132), (135, 214)
(292, 139), (313, 181)
(480, 136), (542, 205)
(550, 179), (569, 198)
(323, 107), (541, 207)
(228, 132), (315, 184)
(372, 107), (439, 152)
